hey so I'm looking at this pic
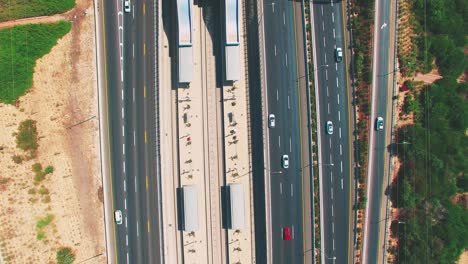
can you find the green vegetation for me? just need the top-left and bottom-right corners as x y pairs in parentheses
(36, 230), (45, 240)
(36, 214), (54, 229)
(0, 22), (72, 104)
(15, 120), (38, 154)
(32, 162), (53, 183)
(44, 165), (54, 174)
(57, 247), (75, 264)
(0, 0), (75, 22)
(391, 80), (468, 263)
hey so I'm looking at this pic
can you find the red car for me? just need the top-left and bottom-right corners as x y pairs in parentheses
(283, 227), (292, 241)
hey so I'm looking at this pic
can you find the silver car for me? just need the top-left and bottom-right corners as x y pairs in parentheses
(115, 210), (123, 225)
(376, 117), (384, 131)
(326, 121), (334, 135)
(268, 114), (276, 128)
(282, 155), (289, 169)
(124, 0), (131, 13)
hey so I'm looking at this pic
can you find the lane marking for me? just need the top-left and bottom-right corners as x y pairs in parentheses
(341, 161), (343, 173)
(144, 43), (146, 55)
(132, 43), (135, 58)
(122, 144), (125, 155)
(132, 5), (135, 18)
(126, 234), (128, 246)
(336, 77), (339, 87)
(122, 109), (124, 119)
(280, 182), (283, 194)
(327, 86), (329, 97)
(339, 127), (342, 138)
(341, 178), (344, 189)
(277, 89), (279, 101)
(123, 161), (126, 173)
(274, 44), (277, 56)
(337, 93), (340, 105)
(285, 53), (288, 67)
(331, 189), (333, 200)
(148, 221), (150, 233)
(122, 125), (125, 136)
(137, 221), (140, 237)
(144, 130), (147, 143)
(133, 131), (136, 146)
(325, 69), (328, 80)
(331, 204), (334, 217)
(272, 2), (275, 12)
(125, 216), (128, 228)
(323, 37), (326, 47)
(283, 11), (286, 24)
(133, 87), (135, 102)
(331, 171), (333, 183)
(322, 21), (325, 31)
(289, 137), (292, 152)
(340, 144), (342, 155)
(278, 136), (281, 147)
(333, 28), (336, 38)
(332, 222), (335, 233)
(144, 85), (147, 98)
(291, 184), (294, 197)
(135, 176), (137, 192)
(338, 111), (341, 121)
(146, 175), (149, 191)
(125, 198), (127, 210)
(329, 138), (332, 148)
(124, 180), (126, 192)
(335, 63), (338, 71)
(327, 103), (330, 114)
(127, 253), (129, 264)
(143, 2), (146, 15)
(321, 5), (324, 15)
(324, 52), (327, 63)
(121, 89), (124, 100)
(332, 12), (334, 22)
(288, 96), (290, 109)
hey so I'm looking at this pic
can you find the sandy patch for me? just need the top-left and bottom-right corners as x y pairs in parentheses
(0, 0), (105, 263)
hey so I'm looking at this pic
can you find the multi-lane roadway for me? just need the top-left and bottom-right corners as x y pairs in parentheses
(310, 0), (354, 263)
(101, 0), (162, 263)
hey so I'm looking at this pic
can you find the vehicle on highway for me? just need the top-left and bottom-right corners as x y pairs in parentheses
(376, 117), (384, 131)
(326, 121), (334, 135)
(282, 155), (289, 169)
(268, 114), (276, 128)
(335, 47), (343, 63)
(114, 210), (123, 225)
(124, 0), (131, 12)
(283, 227), (292, 240)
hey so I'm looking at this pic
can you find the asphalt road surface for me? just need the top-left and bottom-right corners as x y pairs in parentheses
(310, 0), (353, 263)
(362, 0), (395, 262)
(263, 0), (312, 262)
(102, 0), (162, 263)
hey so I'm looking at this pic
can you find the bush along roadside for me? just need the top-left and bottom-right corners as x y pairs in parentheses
(304, 2), (321, 263)
(347, 0), (375, 261)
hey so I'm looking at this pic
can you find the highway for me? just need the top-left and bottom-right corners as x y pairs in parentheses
(101, 0), (162, 263)
(262, 0), (313, 263)
(362, 0), (396, 262)
(309, 0), (354, 263)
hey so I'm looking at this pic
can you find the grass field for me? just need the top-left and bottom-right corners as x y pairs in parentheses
(0, 0), (75, 22)
(0, 21), (72, 104)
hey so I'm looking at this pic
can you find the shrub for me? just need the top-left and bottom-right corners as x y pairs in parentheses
(57, 247), (75, 264)
(12, 155), (23, 164)
(36, 231), (45, 240)
(38, 187), (49, 195)
(44, 166), (54, 174)
(16, 120), (38, 152)
(34, 172), (47, 183)
(36, 214), (54, 229)
(32, 163), (42, 173)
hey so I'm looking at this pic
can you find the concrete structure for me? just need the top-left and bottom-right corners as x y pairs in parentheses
(228, 184), (245, 229)
(182, 185), (199, 232)
(224, 0), (240, 81)
(177, 0), (193, 83)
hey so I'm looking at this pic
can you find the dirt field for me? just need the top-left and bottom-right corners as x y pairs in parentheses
(0, 0), (106, 263)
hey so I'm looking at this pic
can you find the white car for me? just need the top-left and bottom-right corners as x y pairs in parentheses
(114, 210), (123, 225)
(282, 155), (289, 169)
(268, 114), (276, 128)
(335, 47), (343, 62)
(376, 117), (384, 131)
(326, 121), (334, 135)
(124, 0), (131, 13)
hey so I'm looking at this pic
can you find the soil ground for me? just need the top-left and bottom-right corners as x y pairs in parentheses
(0, 0), (105, 263)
